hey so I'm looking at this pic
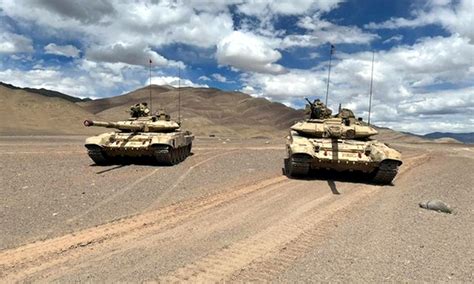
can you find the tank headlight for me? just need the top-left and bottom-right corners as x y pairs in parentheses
(313, 145), (320, 152)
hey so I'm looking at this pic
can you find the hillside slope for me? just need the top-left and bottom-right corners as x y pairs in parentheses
(0, 85), (101, 135)
(424, 132), (473, 144)
(78, 85), (304, 137)
(0, 82), (91, 103)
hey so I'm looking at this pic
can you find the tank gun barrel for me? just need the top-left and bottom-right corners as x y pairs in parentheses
(304, 97), (314, 106)
(83, 120), (144, 131)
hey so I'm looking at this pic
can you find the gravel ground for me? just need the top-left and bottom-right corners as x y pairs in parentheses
(278, 145), (474, 282)
(0, 136), (282, 250)
(0, 136), (472, 282)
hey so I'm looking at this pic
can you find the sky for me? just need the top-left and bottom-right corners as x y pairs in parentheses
(0, 0), (473, 134)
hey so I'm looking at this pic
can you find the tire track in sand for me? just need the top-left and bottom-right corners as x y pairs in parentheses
(158, 154), (430, 282)
(67, 149), (225, 224)
(0, 175), (290, 282)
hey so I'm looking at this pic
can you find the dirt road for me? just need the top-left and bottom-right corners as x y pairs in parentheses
(0, 136), (472, 282)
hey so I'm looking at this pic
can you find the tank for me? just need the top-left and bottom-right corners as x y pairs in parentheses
(83, 103), (194, 165)
(284, 99), (402, 184)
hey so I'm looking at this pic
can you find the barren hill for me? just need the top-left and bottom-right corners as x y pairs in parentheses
(78, 85), (304, 137)
(0, 85), (101, 135)
(0, 82), (91, 103)
(1, 83), (433, 142)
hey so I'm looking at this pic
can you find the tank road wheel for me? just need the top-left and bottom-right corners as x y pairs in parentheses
(285, 155), (310, 177)
(153, 145), (172, 165)
(372, 160), (400, 185)
(179, 147), (185, 162)
(170, 148), (178, 165)
(184, 144), (191, 158)
(87, 147), (109, 165)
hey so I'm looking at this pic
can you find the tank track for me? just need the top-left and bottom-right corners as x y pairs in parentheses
(87, 148), (109, 165)
(372, 160), (399, 185)
(154, 144), (192, 166)
(284, 157), (310, 177)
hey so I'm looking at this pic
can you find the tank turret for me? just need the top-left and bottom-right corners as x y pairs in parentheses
(83, 118), (180, 132)
(290, 118), (378, 139)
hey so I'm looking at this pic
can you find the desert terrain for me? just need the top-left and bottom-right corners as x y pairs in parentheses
(0, 84), (473, 282)
(0, 134), (472, 282)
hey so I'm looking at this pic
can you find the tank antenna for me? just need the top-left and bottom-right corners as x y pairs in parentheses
(178, 66), (181, 125)
(368, 50), (375, 126)
(149, 59), (153, 114)
(325, 44), (335, 106)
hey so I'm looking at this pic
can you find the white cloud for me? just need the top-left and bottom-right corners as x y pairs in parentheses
(281, 16), (379, 48)
(86, 43), (184, 68)
(216, 31), (286, 74)
(211, 73), (228, 82)
(382, 35), (403, 44)
(398, 87), (474, 116)
(150, 76), (208, 88)
(237, 0), (343, 16)
(44, 43), (80, 58)
(242, 33), (474, 133)
(365, 0), (474, 41)
(1, 0), (234, 49)
(0, 68), (94, 97)
(198, 75), (211, 81)
(0, 32), (34, 53)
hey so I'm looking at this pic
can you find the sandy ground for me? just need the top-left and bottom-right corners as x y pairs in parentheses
(0, 136), (472, 282)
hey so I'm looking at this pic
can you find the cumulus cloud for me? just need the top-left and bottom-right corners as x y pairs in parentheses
(44, 43), (80, 58)
(398, 87), (474, 115)
(1, 0), (234, 49)
(216, 31), (286, 74)
(86, 43), (184, 68)
(0, 68), (95, 97)
(237, 0), (343, 16)
(35, 0), (116, 24)
(242, 33), (474, 133)
(242, 69), (326, 101)
(365, 0), (474, 41)
(150, 76), (208, 88)
(211, 73), (228, 83)
(382, 35), (403, 44)
(198, 75), (211, 81)
(0, 32), (34, 53)
(281, 16), (379, 48)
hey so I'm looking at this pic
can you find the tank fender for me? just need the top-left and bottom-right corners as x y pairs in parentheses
(150, 136), (173, 147)
(85, 132), (113, 147)
(368, 143), (402, 165)
(288, 141), (315, 157)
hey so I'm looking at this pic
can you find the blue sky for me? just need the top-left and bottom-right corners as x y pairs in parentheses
(0, 0), (473, 134)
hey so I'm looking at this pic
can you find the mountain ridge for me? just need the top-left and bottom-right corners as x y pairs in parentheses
(0, 82), (92, 103)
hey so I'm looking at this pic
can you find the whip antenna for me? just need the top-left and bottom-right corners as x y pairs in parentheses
(149, 59), (153, 113)
(325, 44), (335, 106)
(178, 67), (181, 125)
(368, 51), (375, 126)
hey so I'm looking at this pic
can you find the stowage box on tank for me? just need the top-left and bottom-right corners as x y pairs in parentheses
(83, 103), (194, 165)
(284, 99), (402, 184)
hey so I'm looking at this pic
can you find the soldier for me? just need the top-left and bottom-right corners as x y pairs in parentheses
(139, 102), (150, 116)
(305, 98), (332, 119)
(130, 102), (150, 117)
(130, 103), (140, 117)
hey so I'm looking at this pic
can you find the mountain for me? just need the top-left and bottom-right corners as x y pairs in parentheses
(0, 85), (100, 135)
(423, 132), (474, 144)
(1, 82), (437, 142)
(78, 85), (304, 137)
(0, 82), (92, 103)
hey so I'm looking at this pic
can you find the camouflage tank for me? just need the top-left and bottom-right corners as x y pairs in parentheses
(83, 103), (194, 165)
(284, 99), (402, 184)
